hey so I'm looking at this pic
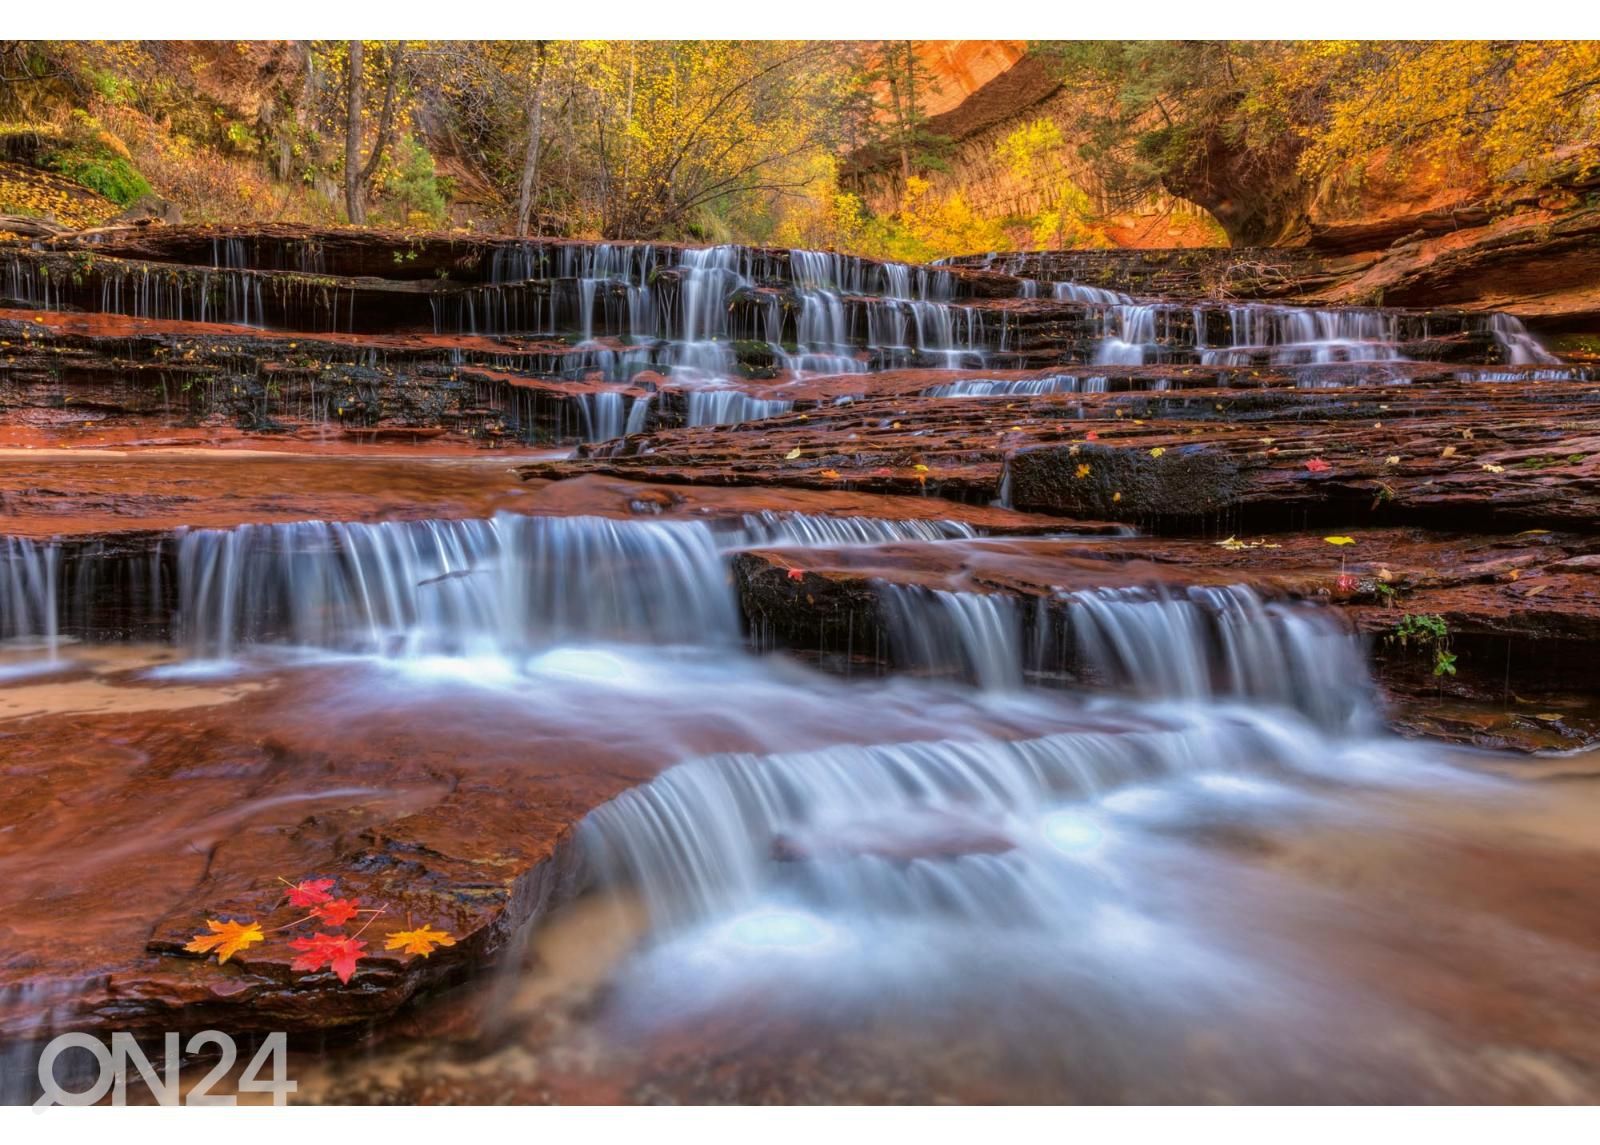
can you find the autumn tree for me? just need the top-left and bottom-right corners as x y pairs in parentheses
(342, 40), (406, 225)
(867, 42), (950, 183)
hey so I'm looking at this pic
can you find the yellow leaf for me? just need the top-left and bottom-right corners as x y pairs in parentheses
(1517, 529), (1551, 536)
(1440, 446), (1457, 459)
(1112, 491), (1122, 502)
(1324, 536), (1357, 546)
(1074, 463), (1092, 479)
(913, 463), (929, 472)
(784, 447), (802, 460)
(384, 925), (456, 958)
(1148, 447), (1165, 458)
(1385, 455), (1401, 465)
(819, 468), (840, 479)
(1481, 463), (1505, 473)
(1216, 536), (1248, 551)
(185, 919), (264, 964)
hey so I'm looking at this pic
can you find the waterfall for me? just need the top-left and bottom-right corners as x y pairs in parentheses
(1055, 281), (1131, 305)
(175, 514), (739, 658)
(879, 585), (1024, 691)
(1488, 312), (1558, 365)
(923, 375), (1107, 397)
(579, 705), (1381, 934)
(0, 538), (59, 655)
(685, 391), (795, 427)
(1063, 585), (1372, 731)
(722, 513), (977, 548)
(578, 391), (628, 441)
(624, 393), (654, 434)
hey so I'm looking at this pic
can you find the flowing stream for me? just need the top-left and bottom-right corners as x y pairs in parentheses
(5, 504), (1597, 1102)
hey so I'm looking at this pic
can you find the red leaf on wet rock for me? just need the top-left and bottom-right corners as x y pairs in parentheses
(313, 898), (361, 927)
(289, 932), (368, 984)
(1305, 458), (1331, 473)
(787, 568), (805, 580)
(285, 877), (336, 907)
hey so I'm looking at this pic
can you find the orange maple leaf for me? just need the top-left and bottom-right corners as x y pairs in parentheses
(285, 878), (335, 907)
(289, 932), (367, 984)
(313, 898), (361, 927)
(786, 568), (805, 580)
(385, 926), (457, 957)
(184, 918), (264, 964)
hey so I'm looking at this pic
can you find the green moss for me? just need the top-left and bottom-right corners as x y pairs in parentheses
(46, 152), (150, 206)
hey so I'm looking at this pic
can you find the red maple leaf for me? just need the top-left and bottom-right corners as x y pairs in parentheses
(285, 878), (335, 907)
(1085, 432), (1099, 441)
(1305, 458), (1331, 473)
(289, 932), (368, 984)
(313, 898), (361, 927)
(786, 568), (805, 581)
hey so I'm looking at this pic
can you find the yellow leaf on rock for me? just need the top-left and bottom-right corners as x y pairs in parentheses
(1481, 463), (1505, 473)
(820, 469), (840, 479)
(1075, 463), (1092, 479)
(184, 919), (264, 964)
(1324, 536), (1357, 546)
(1441, 446), (1457, 459)
(384, 925), (456, 957)
(913, 463), (929, 472)
(1148, 447), (1166, 458)
(784, 447), (802, 460)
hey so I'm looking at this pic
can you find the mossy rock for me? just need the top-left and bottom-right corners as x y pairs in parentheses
(1008, 441), (1245, 521)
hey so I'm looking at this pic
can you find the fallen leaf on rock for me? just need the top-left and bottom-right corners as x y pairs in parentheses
(819, 468), (840, 479)
(1441, 445), (1457, 459)
(285, 878), (335, 908)
(786, 568), (805, 581)
(385, 926), (457, 957)
(313, 898), (361, 927)
(184, 919), (264, 964)
(1385, 456), (1401, 465)
(1481, 463), (1505, 473)
(1324, 536), (1356, 546)
(784, 447), (802, 460)
(1149, 447), (1166, 458)
(289, 933), (368, 984)
(1075, 463), (1092, 479)
(1305, 458), (1331, 473)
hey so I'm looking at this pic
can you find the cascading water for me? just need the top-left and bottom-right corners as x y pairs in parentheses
(722, 512), (977, 548)
(685, 390), (795, 427)
(175, 514), (739, 658)
(0, 538), (59, 657)
(1060, 584), (1373, 732)
(923, 375), (1108, 397)
(879, 585), (1025, 691)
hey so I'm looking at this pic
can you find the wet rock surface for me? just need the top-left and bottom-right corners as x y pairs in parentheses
(3, 225), (1600, 1097)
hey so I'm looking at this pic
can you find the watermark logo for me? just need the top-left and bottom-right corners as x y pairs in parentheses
(33, 1031), (296, 1107)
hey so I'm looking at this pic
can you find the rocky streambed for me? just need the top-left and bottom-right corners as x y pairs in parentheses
(3, 225), (1600, 1103)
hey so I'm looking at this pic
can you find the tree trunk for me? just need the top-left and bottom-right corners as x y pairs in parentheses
(344, 41), (365, 225)
(515, 42), (549, 238)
